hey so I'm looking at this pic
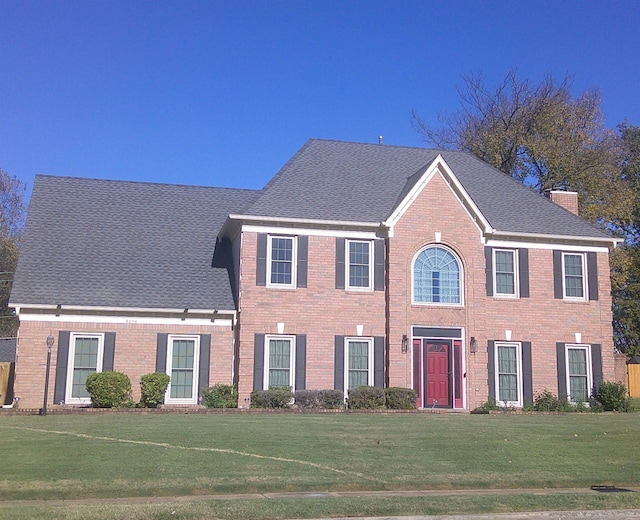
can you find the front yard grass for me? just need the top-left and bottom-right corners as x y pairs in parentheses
(0, 412), (638, 518)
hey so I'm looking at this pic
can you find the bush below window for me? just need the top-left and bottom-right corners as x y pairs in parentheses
(85, 371), (133, 408)
(139, 372), (170, 408)
(250, 387), (293, 409)
(348, 386), (386, 409)
(294, 389), (344, 409)
(592, 381), (630, 412)
(202, 384), (238, 408)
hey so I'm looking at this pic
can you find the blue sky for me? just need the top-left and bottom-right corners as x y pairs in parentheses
(1, 1), (639, 201)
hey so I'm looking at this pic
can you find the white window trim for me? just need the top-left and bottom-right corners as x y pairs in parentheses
(562, 252), (588, 302)
(345, 239), (374, 292)
(565, 344), (593, 403)
(165, 334), (200, 405)
(344, 337), (374, 391)
(65, 332), (105, 405)
(493, 248), (519, 298)
(494, 341), (523, 407)
(411, 245), (464, 306)
(263, 335), (296, 390)
(267, 235), (297, 289)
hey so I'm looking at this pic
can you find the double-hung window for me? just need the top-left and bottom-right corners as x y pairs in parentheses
(494, 342), (522, 407)
(66, 333), (104, 404)
(493, 249), (518, 297)
(565, 345), (592, 403)
(268, 236), (296, 288)
(346, 240), (373, 291)
(166, 335), (200, 404)
(562, 253), (587, 300)
(345, 338), (373, 390)
(264, 335), (295, 389)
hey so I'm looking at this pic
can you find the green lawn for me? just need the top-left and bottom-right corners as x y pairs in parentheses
(0, 412), (639, 518)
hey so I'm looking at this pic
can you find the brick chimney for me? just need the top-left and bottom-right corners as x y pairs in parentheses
(546, 189), (579, 216)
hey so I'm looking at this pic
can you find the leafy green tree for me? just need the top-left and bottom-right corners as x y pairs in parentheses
(0, 168), (26, 337)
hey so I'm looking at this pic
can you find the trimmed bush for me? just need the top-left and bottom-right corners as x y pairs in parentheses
(250, 387), (293, 408)
(347, 386), (385, 410)
(85, 371), (132, 408)
(593, 381), (629, 412)
(533, 389), (574, 412)
(139, 372), (170, 408)
(202, 384), (238, 408)
(294, 389), (345, 409)
(385, 387), (417, 409)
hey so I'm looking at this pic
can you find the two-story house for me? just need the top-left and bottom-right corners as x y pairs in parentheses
(9, 139), (619, 410)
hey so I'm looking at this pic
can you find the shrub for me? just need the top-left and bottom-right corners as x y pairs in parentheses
(294, 389), (344, 409)
(139, 372), (170, 408)
(593, 381), (629, 412)
(250, 387), (293, 409)
(474, 399), (502, 412)
(385, 387), (417, 409)
(202, 384), (238, 408)
(347, 386), (385, 410)
(85, 371), (132, 408)
(533, 389), (573, 412)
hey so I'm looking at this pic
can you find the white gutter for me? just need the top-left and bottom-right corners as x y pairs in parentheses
(227, 214), (383, 229)
(487, 230), (622, 246)
(11, 303), (236, 316)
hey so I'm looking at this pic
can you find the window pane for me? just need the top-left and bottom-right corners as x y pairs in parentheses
(495, 250), (515, 295)
(564, 254), (584, 298)
(497, 345), (518, 402)
(72, 337), (99, 398)
(568, 348), (588, 402)
(269, 339), (291, 387)
(349, 241), (370, 288)
(348, 341), (369, 389)
(414, 247), (460, 303)
(270, 237), (293, 284)
(170, 339), (195, 399)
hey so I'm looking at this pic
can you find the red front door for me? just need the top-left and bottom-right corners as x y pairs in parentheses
(425, 342), (449, 406)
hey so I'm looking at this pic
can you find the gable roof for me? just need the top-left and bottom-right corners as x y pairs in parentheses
(10, 176), (259, 310)
(243, 139), (612, 241)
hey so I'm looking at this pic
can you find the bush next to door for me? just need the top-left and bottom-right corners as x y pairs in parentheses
(385, 387), (417, 409)
(85, 371), (132, 408)
(139, 372), (170, 408)
(294, 389), (345, 409)
(250, 387), (293, 408)
(348, 386), (386, 409)
(202, 383), (238, 408)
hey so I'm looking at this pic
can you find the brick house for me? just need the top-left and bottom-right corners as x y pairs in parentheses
(9, 139), (620, 410)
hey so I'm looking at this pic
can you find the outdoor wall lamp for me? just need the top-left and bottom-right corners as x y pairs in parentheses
(41, 333), (55, 416)
(401, 334), (408, 354)
(470, 336), (478, 354)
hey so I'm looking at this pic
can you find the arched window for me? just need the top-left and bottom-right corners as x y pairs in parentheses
(413, 246), (462, 304)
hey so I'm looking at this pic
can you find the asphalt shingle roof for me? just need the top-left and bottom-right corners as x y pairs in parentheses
(245, 139), (612, 239)
(10, 176), (259, 309)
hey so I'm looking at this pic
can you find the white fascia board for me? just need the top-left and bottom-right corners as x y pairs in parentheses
(242, 224), (380, 239)
(17, 313), (234, 326)
(484, 239), (610, 253)
(228, 213), (383, 230)
(11, 303), (234, 315)
(486, 231), (621, 250)
(384, 155), (495, 237)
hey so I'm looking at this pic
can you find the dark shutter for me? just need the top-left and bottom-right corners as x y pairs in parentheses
(522, 341), (533, 405)
(519, 249), (530, 298)
(297, 236), (308, 288)
(374, 239), (385, 291)
(256, 233), (268, 286)
(591, 343), (603, 392)
(53, 331), (70, 404)
(587, 252), (599, 301)
(374, 337), (384, 388)
(487, 340), (495, 402)
(103, 332), (116, 371)
(199, 334), (211, 396)
(295, 334), (306, 390)
(155, 333), (168, 373)
(556, 342), (567, 400)
(334, 336), (344, 391)
(253, 334), (265, 391)
(553, 250), (563, 299)
(335, 238), (345, 289)
(484, 247), (493, 296)
(412, 340), (420, 396)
